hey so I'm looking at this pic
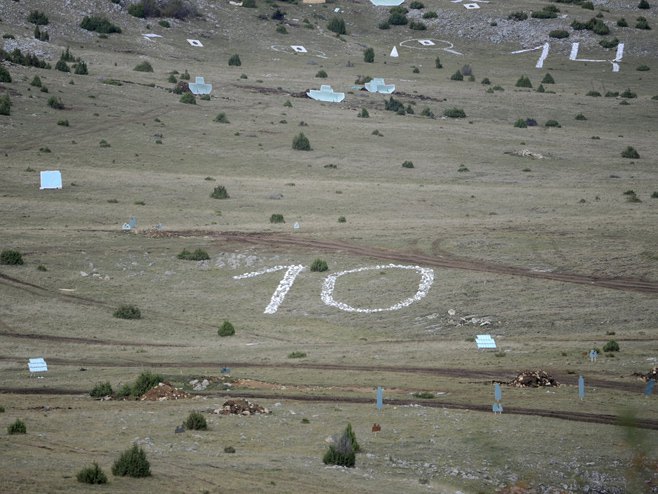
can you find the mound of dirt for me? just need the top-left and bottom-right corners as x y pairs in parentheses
(214, 399), (270, 416)
(140, 382), (191, 401)
(509, 370), (559, 388)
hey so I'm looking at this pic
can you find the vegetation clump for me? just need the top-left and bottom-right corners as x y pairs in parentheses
(603, 340), (620, 352)
(1, 249), (23, 265)
(134, 61), (154, 72)
(515, 75), (532, 88)
(0, 67), (12, 83)
(76, 463), (108, 484)
(132, 371), (163, 397)
(179, 93), (196, 104)
(80, 16), (122, 34)
(443, 108), (466, 118)
(0, 48), (50, 69)
(545, 119), (561, 127)
(292, 132), (311, 151)
(310, 259), (329, 272)
(363, 47), (375, 63)
(210, 185), (230, 199)
(549, 29), (570, 38)
(27, 10), (49, 25)
(90, 381), (113, 398)
(177, 248), (210, 261)
(323, 423), (360, 467)
(327, 17), (347, 34)
(185, 412), (208, 430)
(112, 445), (151, 478)
(270, 213), (285, 223)
(315, 69), (327, 78)
(450, 70), (463, 81)
(228, 54), (242, 66)
(113, 304), (142, 320)
(288, 351), (307, 359)
(621, 146), (640, 159)
(402, 160), (415, 168)
(0, 95), (10, 116)
(218, 320), (235, 337)
(7, 419), (26, 434)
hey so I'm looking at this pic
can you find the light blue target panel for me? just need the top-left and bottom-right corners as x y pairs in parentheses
(376, 386), (383, 411)
(645, 379), (655, 397)
(28, 357), (48, 374)
(578, 375), (585, 400)
(189, 76), (212, 95)
(476, 334), (496, 350)
(364, 78), (396, 94)
(307, 85), (345, 103)
(40, 170), (62, 189)
(494, 383), (502, 402)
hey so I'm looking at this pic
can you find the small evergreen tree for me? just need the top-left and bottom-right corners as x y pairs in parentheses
(8, 419), (26, 434)
(292, 132), (311, 151)
(363, 47), (375, 63)
(77, 463), (108, 484)
(185, 412), (208, 430)
(228, 54), (242, 66)
(218, 320), (235, 337)
(0, 95), (11, 116)
(516, 75), (533, 88)
(435, 56), (442, 69)
(30, 75), (42, 87)
(55, 60), (70, 72)
(113, 304), (141, 320)
(541, 73), (555, 84)
(1, 249), (23, 265)
(112, 445), (151, 478)
(74, 61), (88, 75)
(327, 17), (347, 35)
(310, 259), (328, 272)
(210, 185), (230, 199)
(0, 67), (11, 83)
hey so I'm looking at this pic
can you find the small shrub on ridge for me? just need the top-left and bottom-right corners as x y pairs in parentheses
(8, 419), (26, 434)
(218, 320), (235, 337)
(1, 249), (23, 265)
(76, 463), (108, 484)
(310, 259), (329, 272)
(113, 304), (141, 320)
(185, 412), (208, 431)
(112, 445), (151, 478)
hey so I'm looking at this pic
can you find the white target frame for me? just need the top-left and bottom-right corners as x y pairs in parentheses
(187, 39), (203, 47)
(400, 38), (463, 55)
(234, 263), (435, 314)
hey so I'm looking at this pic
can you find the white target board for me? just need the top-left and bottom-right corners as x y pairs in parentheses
(418, 39), (435, 46)
(187, 39), (203, 47)
(291, 45), (307, 53)
(464, 3), (480, 9)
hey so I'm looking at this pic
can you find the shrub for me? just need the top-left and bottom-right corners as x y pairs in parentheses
(532, 9), (558, 19)
(112, 445), (151, 478)
(637, 64), (650, 71)
(357, 108), (369, 118)
(159, 20), (171, 27)
(514, 118), (528, 128)
(27, 10), (49, 25)
(128, 3), (146, 17)
(214, 112), (229, 123)
(516, 75), (532, 88)
(55, 60), (70, 72)
(575, 113), (587, 120)
(185, 412), (208, 430)
(80, 16), (122, 34)
(47, 96), (64, 109)
(30, 75), (42, 87)
(271, 8), (285, 21)
(549, 29), (569, 38)
(402, 160), (414, 168)
(113, 304), (141, 320)
(378, 20), (391, 29)
(132, 371), (162, 397)
(1, 249), (23, 265)
(74, 61), (88, 75)
(338, 216), (346, 223)
(443, 108), (466, 118)
(276, 24), (287, 34)
(508, 11), (528, 21)
(292, 132), (311, 151)
(388, 12), (408, 25)
(620, 88), (637, 98)
(34, 25), (49, 41)
(179, 93), (196, 104)
(228, 54), (242, 66)
(603, 340), (620, 352)
(420, 107), (434, 118)
(7, 419), (26, 434)
(586, 90), (602, 97)
(536, 84), (545, 93)
(77, 463), (108, 485)
(270, 213), (285, 224)
(99, 139), (111, 148)
(541, 73), (555, 84)
(545, 119), (561, 127)
(315, 69), (327, 78)
(2, 48), (50, 69)
(310, 259), (328, 272)
(450, 70), (463, 81)
(435, 56), (442, 68)
(635, 16), (651, 29)
(423, 11), (438, 18)
(134, 61), (153, 72)
(409, 0), (425, 8)
(0, 66), (11, 85)
(327, 17), (347, 34)
(210, 185), (230, 199)
(592, 19), (610, 34)
(180, 69), (191, 80)
(621, 146), (640, 158)
(218, 320), (235, 337)
(363, 47), (374, 63)
(617, 18), (628, 27)
(651, 192), (658, 198)
(323, 424), (359, 467)
(638, 0), (650, 8)
(409, 21), (426, 30)
(288, 351), (307, 358)
(90, 381), (113, 398)
(481, 77), (491, 85)
(177, 248), (210, 261)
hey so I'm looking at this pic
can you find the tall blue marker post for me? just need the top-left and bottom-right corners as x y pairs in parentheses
(645, 379), (655, 398)
(492, 383), (503, 414)
(578, 375), (585, 401)
(376, 386), (383, 413)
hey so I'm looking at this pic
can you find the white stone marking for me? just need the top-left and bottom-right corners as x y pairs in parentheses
(234, 265), (305, 314)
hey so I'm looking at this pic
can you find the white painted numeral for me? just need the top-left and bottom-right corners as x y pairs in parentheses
(233, 265), (305, 314)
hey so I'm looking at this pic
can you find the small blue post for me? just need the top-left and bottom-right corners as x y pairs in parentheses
(376, 386), (383, 412)
(494, 383), (502, 402)
(578, 375), (585, 400)
(645, 379), (655, 397)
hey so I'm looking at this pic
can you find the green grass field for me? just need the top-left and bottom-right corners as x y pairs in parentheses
(1, 0), (657, 492)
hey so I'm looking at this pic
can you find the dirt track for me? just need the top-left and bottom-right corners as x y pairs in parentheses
(150, 230), (658, 294)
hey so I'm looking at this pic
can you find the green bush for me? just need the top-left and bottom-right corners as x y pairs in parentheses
(531, 9), (558, 19)
(357, 108), (369, 118)
(55, 60), (70, 72)
(592, 19), (610, 34)
(80, 16), (122, 34)
(276, 24), (288, 34)
(323, 424), (360, 467)
(581, 1), (594, 9)
(420, 107), (434, 118)
(617, 17), (628, 27)
(179, 93), (196, 104)
(435, 56), (442, 69)
(327, 17), (347, 34)
(34, 25), (49, 41)
(177, 248), (210, 261)
(586, 90), (602, 97)
(214, 112), (229, 123)
(159, 20), (171, 27)
(74, 61), (88, 75)
(481, 77), (491, 85)
(27, 10), (49, 25)
(228, 54), (242, 66)
(315, 69), (328, 78)
(77, 463), (108, 485)
(545, 119), (561, 127)
(620, 88), (637, 98)
(598, 37), (619, 49)
(112, 445), (151, 478)
(412, 391), (435, 399)
(575, 113), (587, 120)
(515, 75), (532, 88)
(292, 132), (311, 151)
(541, 73), (555, 84)
(270, 213), (285, 224)
(409, 21), (427, 30)
(603, 340), (620, 352)
(128, 3), (146, 17)
(338, 216), (347, 223)
(536, 84), (545, 93)
(7, 419), (26, 434)
(508, 11), (528, 21)
(378, 20), (391, 29)
(409, 0), (425, 8)
(549, 29), (569, 38)
(218, 320), (235, 337)
(621, 146), (640, 159)
(443, 108), (466, 118)
(132, 371), (162, 397)
(450, 70), (463, 81)
(638, 0), (650, 8)
(134, 61), (154, 72)
(2, 48), (50, 69)
(185, 412), (208, 430)
(288, 351), (307, 358)
(651, 192), (658, 198)
(402, 160), (414, 168)
(514, 118), (528, 128)
(243, 0), (257, 7)
(90, 381), (113, 398)
(637, 64), (650, 71)
(0, 95), (10, 116)
(635, 16), (651, 29)
(423, 11), (438, 18)
(363, 47), (374, 63)
(1, 249), (23, 265)
(30, 75), (42, 87)
(310, 259), (329, 272)
(113, 304), (141, 320)
(388, 12), (408, 25)
(47, 96), (64, 109)
(210, 185), (230, 199)
(180, 69), (191, 80)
